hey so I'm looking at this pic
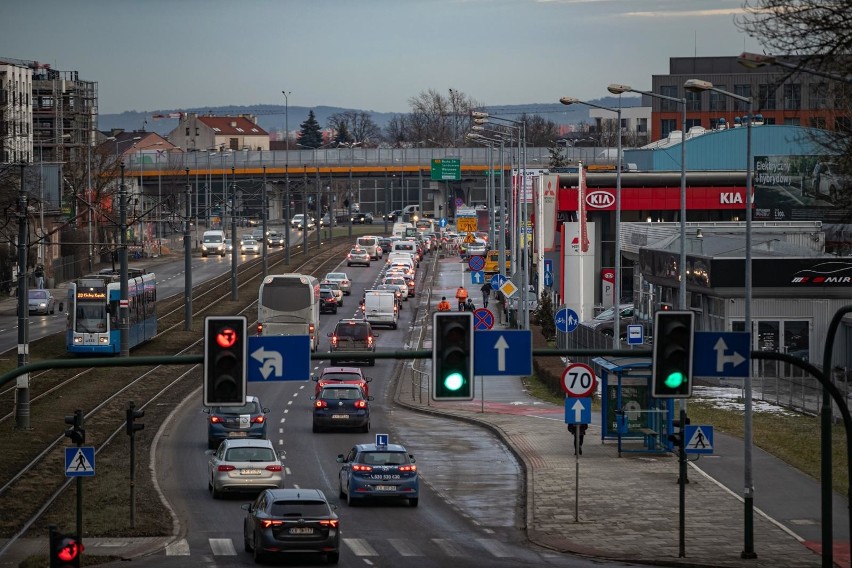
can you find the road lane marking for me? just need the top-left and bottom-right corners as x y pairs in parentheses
(344, 538), (378, 556)
(208, 538), (236, 555)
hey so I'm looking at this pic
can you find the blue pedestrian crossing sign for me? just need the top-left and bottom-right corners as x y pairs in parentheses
(247, 335), (311, 381)
(564, 397), (592, 424)
(471, 271), (485, 285)
(490, 274), (508, 289)
(555, 308), (579, 333)
(474, 330), (532, 375)
(684, 425), (714, 454)
(65, 447), (95, 477)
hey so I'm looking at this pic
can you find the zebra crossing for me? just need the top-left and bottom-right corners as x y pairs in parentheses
(165, 536), (533, 560)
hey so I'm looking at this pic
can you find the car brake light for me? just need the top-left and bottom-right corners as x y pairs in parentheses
(367, 336), (374, 346)
(309, 323), (315, 334)
(252, 415), (265, 424)
(260, 520), (284, 528)
(315, 400), (328, 408)
(319, 519), (339, 528)
(354, 400), (367, 409)
(352, 464), (372, 472)
(256, 323), (263, 335)
(265, 465), (282, 472)
(399, 464), (417, 472)
(331, 336), (338, 346)
(217, 465), (236, 472)
(210, 416), (223, 424)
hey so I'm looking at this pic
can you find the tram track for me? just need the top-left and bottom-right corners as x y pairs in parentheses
(0, 234), (355, 548)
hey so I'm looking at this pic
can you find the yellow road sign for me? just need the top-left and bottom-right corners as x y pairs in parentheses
(464, 233), (477, 244)
(457, 217), (477, 233)
(499, 280), (518, 298)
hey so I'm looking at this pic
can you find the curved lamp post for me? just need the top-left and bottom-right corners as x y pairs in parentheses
(559, 96), (622, 348)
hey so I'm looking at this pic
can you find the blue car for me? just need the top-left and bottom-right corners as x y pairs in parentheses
(205, 395), (269, 449)
(337, 442), (419, 507)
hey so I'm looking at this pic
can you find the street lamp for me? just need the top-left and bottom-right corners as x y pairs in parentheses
(684, 77), (755, 560)
(738, 52), (852, 84)
(560, 96), (623, 348)
(282, 90), (291, 262)
(608, 83), (688, 312)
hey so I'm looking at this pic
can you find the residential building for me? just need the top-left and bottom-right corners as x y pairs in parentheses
(0, 59), (32, 163)
(168, 113), (269, 152)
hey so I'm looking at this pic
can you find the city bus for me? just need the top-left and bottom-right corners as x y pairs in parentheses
(66, 269), (157, 354)
(257, 273), (321, 352)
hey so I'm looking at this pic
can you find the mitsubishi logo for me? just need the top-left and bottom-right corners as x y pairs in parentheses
(544, 181), (556, 197)
(586, 191), (614, 208)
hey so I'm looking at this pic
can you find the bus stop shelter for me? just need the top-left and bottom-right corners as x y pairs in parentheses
(592, 356), (674, 456)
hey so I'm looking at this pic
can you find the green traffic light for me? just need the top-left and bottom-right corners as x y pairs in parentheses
(664, 371), (685, 389)
(443, 372), (464, 391)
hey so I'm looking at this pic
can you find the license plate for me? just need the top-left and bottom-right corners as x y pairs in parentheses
(331, 414), (350, 419)
(289, 527), (314, 535)
(228, 432), (247, 437)
(240, 469), (261, 475)
(374, 485), (395, 491)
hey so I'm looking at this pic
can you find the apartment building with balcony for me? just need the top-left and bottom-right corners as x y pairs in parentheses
(0, 59), (33, 163)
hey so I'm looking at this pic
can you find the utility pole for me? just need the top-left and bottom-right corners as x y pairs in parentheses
(15, 161), (30, 430)
(120, 163), (130, 357)
(261, 166), (268, 277)
(230, 167), (238, 300)
(184, 169), (192, 331)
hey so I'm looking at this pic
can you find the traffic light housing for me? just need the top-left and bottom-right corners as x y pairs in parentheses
(432, 312), (473, 401)
(204, 316), (247, 407)
(49, 526), (83, 568)
(652, 311), (694, 398)
(63, 410), (85, 445)
(126, 401), (144, 435)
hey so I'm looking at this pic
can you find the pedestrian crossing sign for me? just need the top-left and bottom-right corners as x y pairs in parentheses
(683, 425), (714, 455)
(65, 446), (96, 476)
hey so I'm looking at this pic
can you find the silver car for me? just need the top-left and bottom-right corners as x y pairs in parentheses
(207, 438), (284, 499)
(324, 272), (352, 295)
(28, 289), (56, 315)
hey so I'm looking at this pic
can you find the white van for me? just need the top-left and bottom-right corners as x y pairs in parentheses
(391, 240), (417, 255)
(363, 290), (398, 329)
(201, 230), (226, 257)
(356, 236), (382, 260)
(392, 222), (412, 237)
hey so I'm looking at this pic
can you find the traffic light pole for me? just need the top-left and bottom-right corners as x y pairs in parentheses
(119, 165), (130, 358)
(15, 162), (30, 430)
(678, 407), (687, 558)
(184, 170), (193, 331)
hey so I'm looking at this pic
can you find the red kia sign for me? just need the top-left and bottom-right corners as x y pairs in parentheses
(558, 186), (747, 211)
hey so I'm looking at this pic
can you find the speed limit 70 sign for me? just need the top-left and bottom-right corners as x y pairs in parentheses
(561, 363), (597, 398)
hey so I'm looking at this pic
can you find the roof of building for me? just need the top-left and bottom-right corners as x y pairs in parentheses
(198, 116), (268, 136)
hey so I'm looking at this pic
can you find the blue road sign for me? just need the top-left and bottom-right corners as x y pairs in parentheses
(490, 274), (508, 289)
(564, 397), (592, 424)
(375, 433), (389, 446)
(474, 330), (532, 376)
(473, 308), (495, 331)
(439, 218), (447, 228)
(693, 332), (750, 378)
(65, 446), (95, 477)
(684, 425), (714, 455)
(555, 308), (579, 333)
(247, 335), (311, 381)
(468, 255), (486, 272)
(543, 272), (553, 287)
(626, 324), (644, 345)
(471, 271), (485, 285)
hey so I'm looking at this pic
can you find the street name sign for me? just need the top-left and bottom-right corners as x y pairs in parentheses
(247, 335), (311, 381)
(474, 330), (532, 376)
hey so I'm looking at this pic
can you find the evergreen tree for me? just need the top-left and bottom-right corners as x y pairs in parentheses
(296, 110), (324, 148)
(334, 122), (353, 145)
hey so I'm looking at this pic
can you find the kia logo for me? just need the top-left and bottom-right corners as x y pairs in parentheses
(586, 191), (614, 208)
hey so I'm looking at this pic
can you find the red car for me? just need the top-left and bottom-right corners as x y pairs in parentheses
(313, 366), (372, 397)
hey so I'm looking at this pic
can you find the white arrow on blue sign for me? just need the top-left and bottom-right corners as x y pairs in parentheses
(471, 271), (485, 285)
(543, 272), (553, 287)
(564, 397), (592, 425)
(247, 336), (311, 381)
(555, 307), (579, 333)
(474, 330), (532, 376)
(692, 332), (750, 378)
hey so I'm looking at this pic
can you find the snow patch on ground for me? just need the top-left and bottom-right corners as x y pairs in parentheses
(692, 385), (800, 417)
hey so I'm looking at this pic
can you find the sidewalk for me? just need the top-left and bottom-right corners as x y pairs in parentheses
(396, 250), (841, 568)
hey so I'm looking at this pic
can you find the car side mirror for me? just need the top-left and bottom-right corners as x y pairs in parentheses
(336, 454), (345, 463)
(205, 449), (215, 456)
(310, 396), (316, 401)
(202, 407), (211, 414)
(240, 503), (251, 511)
(373, 334), (380, 338)
(367, 396), (375, 401)
(409, 454), (416, 462)
(311, 376), (318, 382)
(365, 377), (373, 383)
(327, 332), (333, 337)
(262, 407), (270, 414)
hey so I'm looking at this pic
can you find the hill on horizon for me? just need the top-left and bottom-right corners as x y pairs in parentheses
(98, 97), (641, 139)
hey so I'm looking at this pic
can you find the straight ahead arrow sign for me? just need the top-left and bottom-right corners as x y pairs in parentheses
(494, 335), (509, 372)
(571, 399), (585, 423)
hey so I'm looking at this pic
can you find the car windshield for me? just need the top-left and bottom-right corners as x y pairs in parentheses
(270, 500), (330, 517)
(350, 249), (365, 255)
(320, 387), (363, 400)
(327, 273), (345, 280)
(213, 401), (260, 415)
(322, 283), (340, 291)
(359, 452), (409, 466)
(29, 290), (48, 299)
(224, 447), (276, 462)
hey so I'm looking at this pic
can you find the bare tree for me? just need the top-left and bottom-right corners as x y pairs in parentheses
(519, 113), (561, 147)
(328, 111), (382, 147)
(385, 88), (483, 147)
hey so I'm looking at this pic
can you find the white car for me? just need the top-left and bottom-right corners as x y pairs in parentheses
(291, 214), (316, 230)
(324, 272), (352, 295)
(240, 238), (261, 254)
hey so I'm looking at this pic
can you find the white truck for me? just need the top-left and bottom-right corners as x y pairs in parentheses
(201, 230), (226, 257)
(363, 290), (398, 329)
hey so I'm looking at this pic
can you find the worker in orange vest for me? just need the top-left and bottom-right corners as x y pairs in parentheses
(455, 286), (469, 311)
(437, 297), (452, 312)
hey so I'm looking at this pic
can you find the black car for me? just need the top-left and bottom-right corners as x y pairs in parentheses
(384, 210), (402, 222)
(319, 289), (338, 314)
(242, 488), (340, 564)
(312, 384), (372, 433)
(328, 319), (377, 366)
(378, 237), (393, 253)
(351, 212), (374, 224)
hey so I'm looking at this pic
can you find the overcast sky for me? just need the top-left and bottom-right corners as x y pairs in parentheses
(1, 0), (763, 115)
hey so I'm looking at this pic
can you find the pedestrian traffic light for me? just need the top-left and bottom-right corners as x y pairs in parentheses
(432, 312), (474, 401)
(126, 401), (145, 436)
(204, 316), (247, 406)
(49, 526), (83, 568)
(651, 311), (694, 398)
(63, 410), (85, 446)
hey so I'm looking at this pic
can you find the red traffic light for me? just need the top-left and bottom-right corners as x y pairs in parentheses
(57, 538), (81, 561)
(216, 327), (238, 348)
